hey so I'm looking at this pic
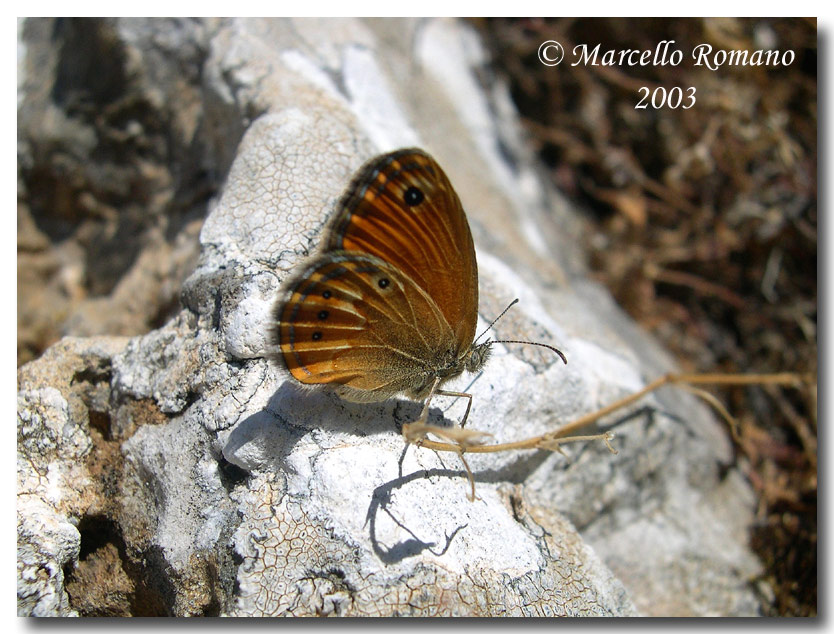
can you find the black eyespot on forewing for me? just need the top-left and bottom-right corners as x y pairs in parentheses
(378, 278), (390, 289)
(312, 331), (322, 341)
(322, 290), (332, 299)
(318, 310), (329, 320)
(403, 186), (424, 206)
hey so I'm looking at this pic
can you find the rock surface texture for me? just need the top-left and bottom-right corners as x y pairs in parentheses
(18, 18), (763, 616)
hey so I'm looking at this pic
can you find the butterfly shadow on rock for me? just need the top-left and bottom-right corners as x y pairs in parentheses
(223, 379), (458, 475)
(223, 379), (481, 563)
(365, 467), (469, 565)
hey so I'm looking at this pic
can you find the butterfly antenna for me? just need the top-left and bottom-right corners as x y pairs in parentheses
(474, 299), (519, 344)
(490, 339), (568, 365)
(475, 299), (568, 365)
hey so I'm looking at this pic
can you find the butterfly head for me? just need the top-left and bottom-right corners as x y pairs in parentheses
(465, 341), (493, 374)
(432, 341), (491, 383)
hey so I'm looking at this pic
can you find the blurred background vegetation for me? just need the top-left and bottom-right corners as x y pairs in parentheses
(476, 17), (817, 616)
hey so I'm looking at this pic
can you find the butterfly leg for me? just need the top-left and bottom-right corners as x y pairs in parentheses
(401, 381), (490, 502)
(402, 381), (492, 447)
(402, 377), (441, 440)
(435, 389), (473, 428)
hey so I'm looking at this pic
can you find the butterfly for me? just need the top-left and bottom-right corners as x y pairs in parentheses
(269, 148), (565, 445)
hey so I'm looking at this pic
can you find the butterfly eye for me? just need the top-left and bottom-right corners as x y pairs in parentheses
(378, 278), (390, 289)
(403, 186), (424, 206)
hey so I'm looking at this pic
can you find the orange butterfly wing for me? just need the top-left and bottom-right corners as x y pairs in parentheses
(323, 149), (479, 351)
(272, 252), (457, 401)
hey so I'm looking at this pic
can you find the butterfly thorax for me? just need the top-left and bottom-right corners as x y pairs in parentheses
(408, 341), (492, 399)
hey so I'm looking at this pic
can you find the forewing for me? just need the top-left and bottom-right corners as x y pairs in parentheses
(271, 252), (455, 400)
(324, 149), (478, 350)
